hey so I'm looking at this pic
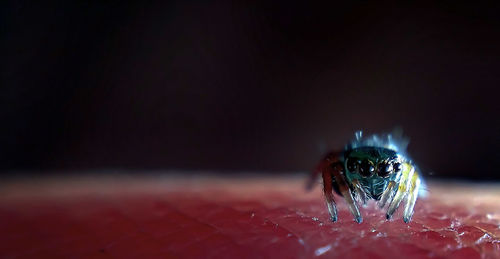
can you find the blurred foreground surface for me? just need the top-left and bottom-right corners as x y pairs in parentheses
(0, 174), (499, 259)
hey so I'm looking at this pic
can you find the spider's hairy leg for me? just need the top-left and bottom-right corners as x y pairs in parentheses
(386, 163), (415, 220)
(322, 168), (338, 222)
(306, 151), (340, 191)
(352, 179), (368, 206)
(331, 163), (362, 223)
(403, 170), (421, 223)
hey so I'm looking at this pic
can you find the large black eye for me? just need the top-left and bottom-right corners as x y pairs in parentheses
(377, 162), (393, 177)
(346, 158), (359, 172)
(393, 162), (402, 172)
(359, 160), (374, 177)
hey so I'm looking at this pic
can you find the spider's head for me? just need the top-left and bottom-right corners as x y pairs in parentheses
(344, 147), (403, 199)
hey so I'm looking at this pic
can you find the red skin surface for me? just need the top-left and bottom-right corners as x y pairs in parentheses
(0, 175), (499, 259)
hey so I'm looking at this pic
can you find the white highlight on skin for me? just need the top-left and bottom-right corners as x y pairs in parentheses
(474, 233), (490, 244)
(314, 244), (332, 256)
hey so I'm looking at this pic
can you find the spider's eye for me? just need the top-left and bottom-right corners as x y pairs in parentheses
(393, 162), (402, 172)
(346, 158), (359, 172)
(377, 162), (393, 177)
(359, 160), (374, 177)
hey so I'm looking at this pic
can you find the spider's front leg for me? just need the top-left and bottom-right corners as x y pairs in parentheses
(329, 162), (362, 223)
(402, 171), (420, 223)
(308, 151), (340, 221)
(386, 162), (420, 223)
(321, 164), (338, 222)
(312, 152), (362, 223)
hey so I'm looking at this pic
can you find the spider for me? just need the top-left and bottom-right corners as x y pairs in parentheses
(306, 131), (422, 223)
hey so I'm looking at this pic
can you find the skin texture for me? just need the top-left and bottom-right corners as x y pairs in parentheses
(0, 175), (499, 259)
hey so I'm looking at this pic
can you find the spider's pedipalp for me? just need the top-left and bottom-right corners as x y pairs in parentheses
(352, 179), (368, 206)
(378, 181), (396, 208)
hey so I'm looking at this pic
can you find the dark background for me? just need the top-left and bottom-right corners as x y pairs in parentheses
(1, 1), (499, 179)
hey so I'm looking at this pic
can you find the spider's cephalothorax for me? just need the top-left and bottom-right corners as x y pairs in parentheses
(306, 131), (422, 223)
